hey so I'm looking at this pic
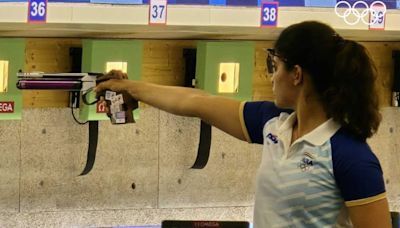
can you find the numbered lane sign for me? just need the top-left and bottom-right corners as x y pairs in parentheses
(260, 1), (278, 27)
(149, 0), (167, 25)
(28, 0), (47, 23)
(369, 2), (386, 30)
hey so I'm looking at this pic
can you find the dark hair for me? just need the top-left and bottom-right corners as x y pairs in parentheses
(274, 21), (381, 140)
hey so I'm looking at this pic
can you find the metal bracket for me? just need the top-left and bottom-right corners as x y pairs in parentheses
(79, 121), (99, 176)
(191, 120), (212, 169)
(183, 49), (212, 169)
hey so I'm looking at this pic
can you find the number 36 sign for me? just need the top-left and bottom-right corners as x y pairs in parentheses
(28, 0), (47, 23)
(260, 1), (278, 27)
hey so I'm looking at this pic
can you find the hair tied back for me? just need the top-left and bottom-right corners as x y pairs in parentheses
(333, 33), (346, 51)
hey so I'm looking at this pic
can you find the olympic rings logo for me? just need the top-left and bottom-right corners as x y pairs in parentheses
(334, 1), (386, 26)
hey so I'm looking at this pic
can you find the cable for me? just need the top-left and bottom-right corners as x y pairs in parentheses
(71, 106), (88, 125)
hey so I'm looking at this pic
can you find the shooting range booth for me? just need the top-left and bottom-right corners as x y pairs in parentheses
(79, 39), (143, 122)
(0, 38), (25, 120)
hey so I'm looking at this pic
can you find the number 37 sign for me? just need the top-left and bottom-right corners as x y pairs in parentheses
(28, 0), (47, 23)
(149, 0), (167, 25)
(260, 1), (278, 27)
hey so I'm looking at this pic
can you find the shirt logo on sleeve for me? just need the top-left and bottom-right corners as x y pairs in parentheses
(266, 133), (278, 144)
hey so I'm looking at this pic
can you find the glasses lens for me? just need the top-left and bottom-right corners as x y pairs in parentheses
(266, 53), (274, 74)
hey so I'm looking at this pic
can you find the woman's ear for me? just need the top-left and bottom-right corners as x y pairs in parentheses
(292, 65), (303, 86)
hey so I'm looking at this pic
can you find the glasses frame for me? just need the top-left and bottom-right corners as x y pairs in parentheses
(266, 48), (290, 75)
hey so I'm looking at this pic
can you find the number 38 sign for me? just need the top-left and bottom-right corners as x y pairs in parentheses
(28, 0), (47, 23)
(260, 1), (278, 27)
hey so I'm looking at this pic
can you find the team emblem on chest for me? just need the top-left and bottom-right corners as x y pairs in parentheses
(299, 152), (315, 172)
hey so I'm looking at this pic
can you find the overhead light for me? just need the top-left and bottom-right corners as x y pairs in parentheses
(106, 62), (127, 73)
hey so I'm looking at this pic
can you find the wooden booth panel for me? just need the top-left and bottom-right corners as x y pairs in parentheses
(253, 41), (274, 101)
(142, 40), (196, 86)
(362, 42), (400, 107)
(23, 38), (81, 108)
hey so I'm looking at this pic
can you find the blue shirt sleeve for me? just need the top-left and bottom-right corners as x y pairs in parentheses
(243, 101), (291, 144)
(331, 129), (386, 205)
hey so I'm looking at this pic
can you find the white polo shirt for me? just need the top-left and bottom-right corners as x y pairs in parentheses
(239, 101), (386, 228)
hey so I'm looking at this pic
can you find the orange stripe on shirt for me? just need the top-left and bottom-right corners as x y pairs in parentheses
(345, 192), (387, 207)
(239, 101), (252, 143)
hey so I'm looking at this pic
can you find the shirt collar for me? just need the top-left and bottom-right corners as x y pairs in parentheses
(278, 112), (297, 133)
(278, 112), (341, 146)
